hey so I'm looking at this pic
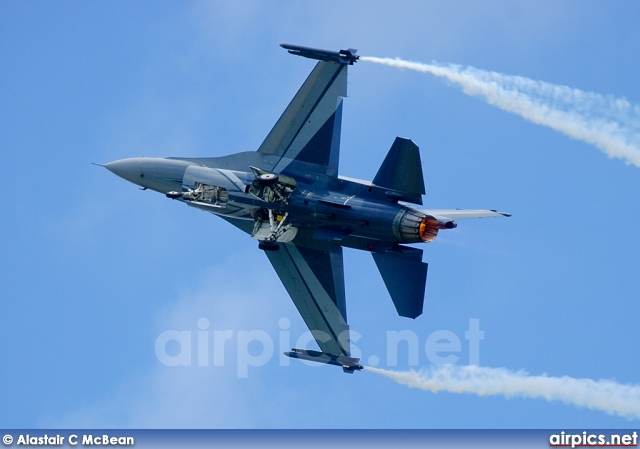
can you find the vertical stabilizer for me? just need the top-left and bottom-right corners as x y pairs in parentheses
(373, 137), (425, 205)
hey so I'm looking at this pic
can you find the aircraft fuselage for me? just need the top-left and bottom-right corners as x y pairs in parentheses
(104, 155), (440, 250)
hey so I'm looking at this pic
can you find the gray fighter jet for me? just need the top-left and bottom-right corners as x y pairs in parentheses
(103, 44), (509, 373)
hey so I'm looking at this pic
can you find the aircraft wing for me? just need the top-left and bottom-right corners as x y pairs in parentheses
(264, 241), (351, 357)
(423, 209), (511, 221)
(257, 60), (347, 177)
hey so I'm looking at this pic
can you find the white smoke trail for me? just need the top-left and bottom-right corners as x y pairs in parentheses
(365, 365), (640, 420)
(361, 56), (640, 167)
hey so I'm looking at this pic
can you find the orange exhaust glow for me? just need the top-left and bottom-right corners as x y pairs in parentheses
(419, 216), (439, 242)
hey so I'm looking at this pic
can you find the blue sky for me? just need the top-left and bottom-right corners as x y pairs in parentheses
(1, 1), (639, 428)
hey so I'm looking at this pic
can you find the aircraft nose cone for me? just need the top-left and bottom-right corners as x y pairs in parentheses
(104, 158), (145, 185)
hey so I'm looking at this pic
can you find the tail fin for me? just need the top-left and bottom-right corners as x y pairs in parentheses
(373, 137), (425, 205)
(372, 246), (427, 319)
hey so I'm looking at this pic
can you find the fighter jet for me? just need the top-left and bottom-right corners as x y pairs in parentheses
(103, 44), (509, 373)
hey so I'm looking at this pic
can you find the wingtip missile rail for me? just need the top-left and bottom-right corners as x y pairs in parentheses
(280, 43), (359, 65)
(284, 348), (364, 373)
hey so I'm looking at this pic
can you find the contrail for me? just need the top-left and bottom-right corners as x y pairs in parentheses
(365, 365), (640, 420)
(361, 56), (640, 167)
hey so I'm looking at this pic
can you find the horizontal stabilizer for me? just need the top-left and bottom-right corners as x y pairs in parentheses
(372, 248), (427, 319)
(373, 137), (425, 205)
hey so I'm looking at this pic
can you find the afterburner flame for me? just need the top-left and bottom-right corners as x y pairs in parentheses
(419, 216), (439, 242)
